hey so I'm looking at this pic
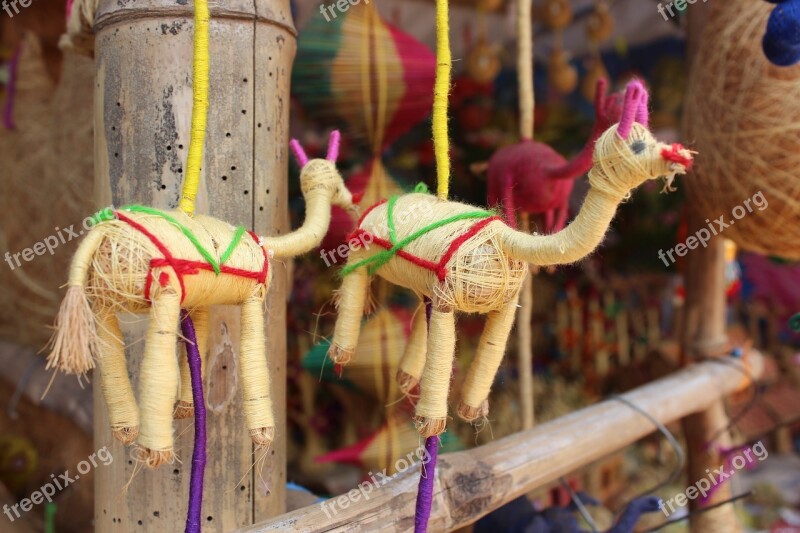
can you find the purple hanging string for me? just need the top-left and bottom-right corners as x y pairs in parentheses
(180, 311), (206, 533)
(3, 43), (21, 130)
(414, 297), (438, 533)
(414, 435), (439, 533)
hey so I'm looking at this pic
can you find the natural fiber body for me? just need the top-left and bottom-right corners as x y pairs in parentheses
(330, 82), (693, 438)
(48, 137), (352, 467)
(354, 193), (527, 313)
(85, 209), (269, 315)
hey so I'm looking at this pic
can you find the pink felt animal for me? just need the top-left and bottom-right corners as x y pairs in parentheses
(487, 79), (626, 232)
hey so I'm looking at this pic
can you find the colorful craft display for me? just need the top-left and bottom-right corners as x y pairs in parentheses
(329, 81), (693, 439)
(293, 2), (435, 206)
(685, 0), (800, 260)
(315, 416), (462, 475)
(303, 308), (411, 401)
(542, 0), (578, 94)
(582, 1), (614, 101)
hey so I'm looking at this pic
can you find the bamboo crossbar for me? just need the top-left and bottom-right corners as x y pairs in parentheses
(237, 354), (761, 533)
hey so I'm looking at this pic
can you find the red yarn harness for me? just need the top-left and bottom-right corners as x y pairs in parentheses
(115, 211), (269, 303)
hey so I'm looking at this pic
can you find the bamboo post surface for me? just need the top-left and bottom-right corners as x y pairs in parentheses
(236, 355), (761, 533)
(680, 3), (739, 531)
(90, 1), (294, 529)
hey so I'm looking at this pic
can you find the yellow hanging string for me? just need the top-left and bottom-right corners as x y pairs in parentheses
(433, 0), (452, 200)
(178, 0), (210, 217)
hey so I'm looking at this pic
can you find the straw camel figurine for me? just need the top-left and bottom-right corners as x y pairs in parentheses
(46, 132), (353, 467)
(328, 81), (694, 437)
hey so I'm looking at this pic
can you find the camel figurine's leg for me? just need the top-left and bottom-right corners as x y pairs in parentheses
(239, 286), (275, 448)
(397, 300), (428, 394)
(328, 251), (370, 366)
(96, 311), (139, 445)
(458, 293), (520, 423)
(415, 295), (456, 437)
(175, 307), (209, 419)
(138, 286), (181, 467)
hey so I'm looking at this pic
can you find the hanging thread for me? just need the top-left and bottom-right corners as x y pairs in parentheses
(180, 312), (207, 533)
(178, 0), (210, 217)
(433, 0), (452, 200)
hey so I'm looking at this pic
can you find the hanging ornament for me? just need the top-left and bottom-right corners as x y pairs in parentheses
(542, 0), (577, 94)
(582, 1), (615, 101)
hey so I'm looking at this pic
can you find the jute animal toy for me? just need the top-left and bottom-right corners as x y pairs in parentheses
(45, 131), (350, 468)
(328, 80), (693, 439)
(46, 0), (352, 468)
(487, 78), (623, 233)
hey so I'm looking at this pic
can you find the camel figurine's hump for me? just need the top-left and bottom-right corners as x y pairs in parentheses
(85, 208), (270, 313)
(353, 193), (527, 313)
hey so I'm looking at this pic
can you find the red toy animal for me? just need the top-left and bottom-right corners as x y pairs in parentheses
(487, 79), (625, 232)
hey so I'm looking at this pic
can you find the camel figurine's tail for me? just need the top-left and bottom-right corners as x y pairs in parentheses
(46, 228), (106, 375)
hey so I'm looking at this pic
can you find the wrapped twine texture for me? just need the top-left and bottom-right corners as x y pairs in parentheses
(684, 0), (800, 259)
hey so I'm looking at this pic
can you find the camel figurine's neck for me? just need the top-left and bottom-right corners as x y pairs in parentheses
(260, 189), (332, 259)
(499, 185), (625, 266)
(544, 120), (605, 181)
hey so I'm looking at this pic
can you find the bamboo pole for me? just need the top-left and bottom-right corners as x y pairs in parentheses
(87, 2), (295, 529)
(680, 3), (739, 532)
(236, 355), (761, 533)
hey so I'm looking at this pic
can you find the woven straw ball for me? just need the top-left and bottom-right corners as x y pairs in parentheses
(684, 0), (800, 260)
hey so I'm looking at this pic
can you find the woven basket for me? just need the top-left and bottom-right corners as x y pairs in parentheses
(684, 0), (800, 260)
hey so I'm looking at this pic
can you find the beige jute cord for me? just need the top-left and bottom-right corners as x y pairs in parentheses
(240, 287), (275, 447)
(500, 123), (683, 266)
(262, 160), (352, 259)
(517, 0), (534, 141)
(516, 215), (535, 430)
(97, 311), (139, 444)
(397, 302), (429, 393)
(459, 292), (520, 420)
(137, 286), (181, 466)
(415, 302), (455, 437)
(330, 250), (371, 364)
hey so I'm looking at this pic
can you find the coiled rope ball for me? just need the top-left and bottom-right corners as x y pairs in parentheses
(684, 0), (800, 260)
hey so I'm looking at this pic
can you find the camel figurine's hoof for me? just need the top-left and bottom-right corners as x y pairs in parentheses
(134, 447), (174, 468)
(327, 344), (354, 366)
(112, 426), (139, 446)
(173, 401), (194, 420)
(250, 427), (276, 449)
(415, 416), (447, 437)
(396, 370), (419, 396)
(457, 399), (489, 423)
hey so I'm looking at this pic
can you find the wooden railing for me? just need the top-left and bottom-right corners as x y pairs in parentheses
(236, 354), (761, 533)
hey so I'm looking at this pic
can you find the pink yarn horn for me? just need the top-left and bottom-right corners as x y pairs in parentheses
(290, 139), (309, 168)
(635, 85), (650, 128)
(327, 130), (341, 162)
(617, 81), (643, 139)
(594, 78), (608, 112)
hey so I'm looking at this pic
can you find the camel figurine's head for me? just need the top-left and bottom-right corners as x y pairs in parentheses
(590, 80), (694, 196)
(290, 130), (357, 214)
